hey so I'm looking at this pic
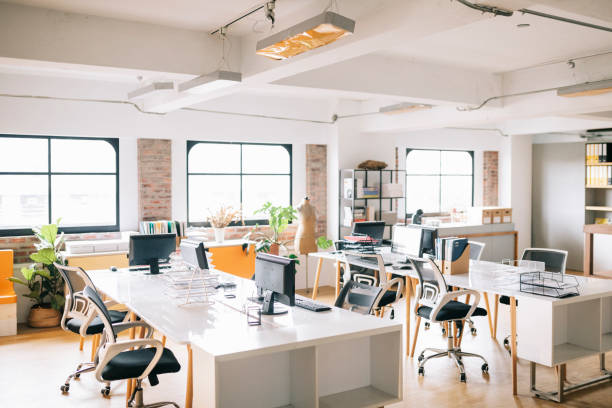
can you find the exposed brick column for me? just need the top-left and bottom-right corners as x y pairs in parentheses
(305, 145), (327, 236)
(483, 151), (499, 206)
(137, 139), (172, 221)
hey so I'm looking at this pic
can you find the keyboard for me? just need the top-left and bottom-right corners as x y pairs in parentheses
(295, 296), (331, 312)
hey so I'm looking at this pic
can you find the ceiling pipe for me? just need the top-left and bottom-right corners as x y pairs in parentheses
(454, 0), (513, 17)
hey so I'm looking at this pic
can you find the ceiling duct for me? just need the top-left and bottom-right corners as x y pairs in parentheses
(454, 0), (513, 17)
(127, 82), (174, 100)
(581, 128), (612, 139)
(557, 79), (612, 98)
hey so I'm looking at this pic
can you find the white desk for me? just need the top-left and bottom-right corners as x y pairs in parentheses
(90, 267), (403, 408)
(309, 252), (612, 402)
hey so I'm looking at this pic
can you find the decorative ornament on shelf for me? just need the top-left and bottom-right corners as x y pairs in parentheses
(207, 205), (241, 243)
(357, 160), (388, 170)
(8, 219), (66, 328)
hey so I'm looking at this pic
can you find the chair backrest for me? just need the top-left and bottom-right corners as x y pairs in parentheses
(82, 286), (117, 342)
(342, 252), (387, 285)
(334, 280), (382, 315)
(468, 241), (485, 261)
(54, 263), (98, 330)
(407, 256), (448, 308)
(54, 262), (95, 299)
(521, 248), (567, 274)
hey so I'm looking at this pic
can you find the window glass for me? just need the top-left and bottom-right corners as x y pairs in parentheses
(188, 175), (241, 223)
(242, 145), (290, 174)
(188, 143), (240, 173)
(0, 138), (48, 172)
(406, 149), (473, 213)
(242, 175), (291, 218)
(51, 175), (116, 226)
(0, 175), (48, 228)
(51, 139), (116, 173)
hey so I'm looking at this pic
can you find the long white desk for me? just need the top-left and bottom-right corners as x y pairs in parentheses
(309, 252), (612, 402)
(89, 267), (403, 408)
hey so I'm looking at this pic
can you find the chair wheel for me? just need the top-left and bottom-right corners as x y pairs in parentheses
(503, 338), (509, 346)
(390, 309), (395, 320)
(460, 373), (466, 382)
(424, 322), (430, 329)
(418, 366), (424, 376)
(417, 354), (424, 362)
(441, 327), (446, 335)
(60, 384), (69, 393)
(471, 327), (477, 335)
(482, 363), (489, 373)
(101, 387), (110, 397)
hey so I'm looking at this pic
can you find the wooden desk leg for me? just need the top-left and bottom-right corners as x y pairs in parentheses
(510, 296), (518, 396)
(185, 344), (193, 408)
(584, 232), (594, 276)
(483, 292), (494, 338)
(405, 278), (412, 357)
(411, 316), (421, 358)
(493, 294), (499, 339)
(79, 336), (84, 351)
(312, 258), (323, 300)
(335, 261), (341, 300)
(161, 335), (167, 347)
(126, 311), (137, 405)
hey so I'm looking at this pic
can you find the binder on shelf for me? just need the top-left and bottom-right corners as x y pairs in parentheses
(435, 237), (470, 275)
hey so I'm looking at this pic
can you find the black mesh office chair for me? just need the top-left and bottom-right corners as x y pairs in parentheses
(55, 263), (128, 395)
(500, 248), (568, 353)
(408, 256), (489, 382)
(82, 286), (181, 408)
(334, 280), (383, 315)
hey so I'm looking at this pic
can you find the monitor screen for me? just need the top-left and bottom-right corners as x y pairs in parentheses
(129, 234), (176, 271)
(392, 226), (423, 257)
(352, 221), (386, 241)
(254, 252), (295, 314)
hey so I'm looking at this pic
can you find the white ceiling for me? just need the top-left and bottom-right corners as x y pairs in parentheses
(1, 0), (328, 32)
(374, 5), (612, 73)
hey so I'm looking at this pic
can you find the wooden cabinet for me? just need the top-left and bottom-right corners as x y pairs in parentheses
(65, 251), (129, 271)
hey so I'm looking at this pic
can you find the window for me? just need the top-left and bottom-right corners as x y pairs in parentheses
(0, 135), (119, 236)
(187, 141), (292, 225)
(405, 149), (473, 213)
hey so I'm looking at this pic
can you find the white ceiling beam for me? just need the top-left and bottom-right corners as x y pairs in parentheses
(272, 55), (502, 106)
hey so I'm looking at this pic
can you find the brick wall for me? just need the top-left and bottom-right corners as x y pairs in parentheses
(305, 144), (327, 236)
(138, 139), (172, 221)
(0, 232), (123, 264)
(483, 151), (499, 206)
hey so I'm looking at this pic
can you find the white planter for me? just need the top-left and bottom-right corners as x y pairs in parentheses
(214, 228), (225, 243)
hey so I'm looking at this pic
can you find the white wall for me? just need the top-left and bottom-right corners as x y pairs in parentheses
(510, 134), (533, 254)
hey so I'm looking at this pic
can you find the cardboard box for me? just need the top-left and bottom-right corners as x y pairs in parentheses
(492, 209), (503, 224)
(467, 207), (493, 224)
(502, 209), (512, 223)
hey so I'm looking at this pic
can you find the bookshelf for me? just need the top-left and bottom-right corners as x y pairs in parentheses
(339, 169), (407, 240)
(585, 143), (612, 224)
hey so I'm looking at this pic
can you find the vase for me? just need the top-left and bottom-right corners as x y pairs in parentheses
(269, 243), (280, 255)
(214, 228), (225, 243)
(28, 305), (61, 328)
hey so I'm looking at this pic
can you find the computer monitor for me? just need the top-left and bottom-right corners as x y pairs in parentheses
(392, 226), (423, 257)
(252, 252), (295, 315)
(129, 233), (176, 274)
(420, 227), (438, 257)
(179, 239), (208, 270)
(352, 221), (386, 241)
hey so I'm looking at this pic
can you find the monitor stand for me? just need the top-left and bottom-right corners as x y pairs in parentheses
(260, 290), (288, 315)
(146, 259), (160, 275)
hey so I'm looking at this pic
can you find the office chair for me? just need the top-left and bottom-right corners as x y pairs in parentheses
(500, 248), (568, 353)
(468, 241), (486, 261)
(341, 252), (404, 319)
(408, 256), (489, 382)
(334, 279), (383, 315)
(82, 286), (181, 408)
(54, 263), (128, 395)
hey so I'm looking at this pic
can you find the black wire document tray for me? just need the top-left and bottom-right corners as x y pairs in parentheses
(519, 272), (580, 298)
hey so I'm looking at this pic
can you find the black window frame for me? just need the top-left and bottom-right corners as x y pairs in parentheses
(405, 148), (474, 214)
(0, 134), (120, 237)
(186, 140), (293, 227)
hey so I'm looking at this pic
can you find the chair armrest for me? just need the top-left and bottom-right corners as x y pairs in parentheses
(95, 338), (164, 383)
(112, 322), (154, 338)
(429, 289), (481, 323)
(385, 277), (404, 304)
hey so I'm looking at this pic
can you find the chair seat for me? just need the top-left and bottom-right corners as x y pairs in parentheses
(101, 347), (181, 381)
(499, 295), (518, 306)
(66, 310), (127, 335)
(379, 290), (398, 307)
(417, 301), (487, 321)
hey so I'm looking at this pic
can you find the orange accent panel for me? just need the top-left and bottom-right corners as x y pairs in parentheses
(0, 250), (17, 304)
(209, 244), (256, 279)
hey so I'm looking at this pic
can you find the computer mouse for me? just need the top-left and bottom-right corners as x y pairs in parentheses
(110, 266), (118, 272)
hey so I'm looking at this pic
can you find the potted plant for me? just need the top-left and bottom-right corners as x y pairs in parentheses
(207, 205), (241, 243)
(244, 202), (297, 255)
(8, 220), (65, 328)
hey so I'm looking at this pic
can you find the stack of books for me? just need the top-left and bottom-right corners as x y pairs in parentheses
(139, 220), (186, 236)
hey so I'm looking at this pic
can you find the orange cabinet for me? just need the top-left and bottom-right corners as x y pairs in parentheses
(0, 250), (16, 305)
(207, 241), (256, 279)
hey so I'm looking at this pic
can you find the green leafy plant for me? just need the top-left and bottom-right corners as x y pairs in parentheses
(316, 236), (334, 250)
(8, 220), (66, 311)
(244, 202), (297, 254)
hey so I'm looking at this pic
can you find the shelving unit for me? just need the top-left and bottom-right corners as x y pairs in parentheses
(584, 142), (612, 224)
(339, 168), (406, 240)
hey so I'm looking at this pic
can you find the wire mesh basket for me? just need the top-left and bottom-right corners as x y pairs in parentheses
(519, 271), (580, 298)
(163, 265), (219, 306)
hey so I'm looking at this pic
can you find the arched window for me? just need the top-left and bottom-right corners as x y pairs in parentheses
(0, 135), (119, 235)
(187, 141), (292, 225)
(406, 149), (473, 213)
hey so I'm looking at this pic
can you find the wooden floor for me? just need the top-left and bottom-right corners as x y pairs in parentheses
(2, 286), (612, 407)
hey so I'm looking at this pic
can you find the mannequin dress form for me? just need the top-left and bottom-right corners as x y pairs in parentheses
(294, 197), (317, 292)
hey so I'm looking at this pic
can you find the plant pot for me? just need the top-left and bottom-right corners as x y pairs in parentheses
(214, 228), (225, 243)
(269, 243), (280, 255)
(27, 305), (61, 328)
